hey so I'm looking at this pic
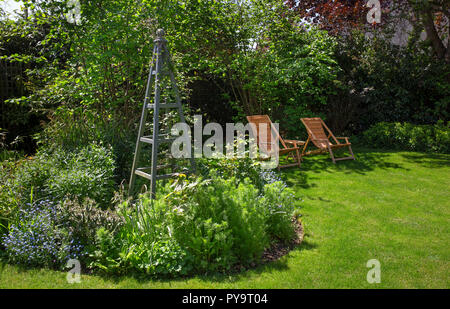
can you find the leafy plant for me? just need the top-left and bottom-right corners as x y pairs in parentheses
(169, 176), (263, 271)
(56, 198), (123, 248)
(197, 138), (284, 191)
(89, 171), (300, 277)
(261, 181), (298, 242)
(44, 144), (116, 207)
(89, 197), (193, 277)
(1, 143), (116, 210)
(360, 121), (450, 153)
(198, 155), (265, 190)
(88, 227), (122, 274)
(1, 199), (85, 268)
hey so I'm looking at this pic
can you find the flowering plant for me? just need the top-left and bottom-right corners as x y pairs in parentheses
(1, 200), (85, 268)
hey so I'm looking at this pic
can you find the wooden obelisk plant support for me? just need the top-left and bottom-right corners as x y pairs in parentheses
(129, 29), (195, 198)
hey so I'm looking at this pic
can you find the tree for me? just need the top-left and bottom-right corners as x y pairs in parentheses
(406, 0), (449, 63)
(286, 0), (370, 34)
(287, 0), (449, 63)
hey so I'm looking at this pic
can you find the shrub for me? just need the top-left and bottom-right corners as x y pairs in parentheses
(360, 121), (450, 153)
(56, 198), (123, 247)
(1, 143), (116, 210)
(332, 31), (449, 134)
(243, 26), (341, 139)
(261, 181), (297, 242)
(0, 159), (22, 237)
(89, 172), (300, 277)
(1, 143), (116, 240)
(2, 154), (55, 204)
(1, 200), (85, 268)
(0, 153), (53, 238)
(198, 155), (263, 189)
(171, 176), (268, 271)
(38, 111), (136, 182)
(197, 146), (283, 191)
(45, 144), (116, 207)
(89, 198), (193, 277)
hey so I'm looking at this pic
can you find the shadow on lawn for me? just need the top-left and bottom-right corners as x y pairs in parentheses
(90, 240), (318, 286)
(0, 259), (69, 277)
(400, 152), (450, 168)
(191, 240), (318, 285)
(282, 148), (408, 189)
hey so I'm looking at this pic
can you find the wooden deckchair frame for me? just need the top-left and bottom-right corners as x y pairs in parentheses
(247, 115), (304, 170)
(300, 117), (355, 164)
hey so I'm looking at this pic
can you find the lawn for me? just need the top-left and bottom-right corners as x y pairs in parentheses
(1, 148), (449, 288)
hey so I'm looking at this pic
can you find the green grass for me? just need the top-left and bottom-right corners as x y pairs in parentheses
(1, 148), (449, 288)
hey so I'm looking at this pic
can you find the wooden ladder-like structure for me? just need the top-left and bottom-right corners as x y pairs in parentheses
(129, 29), (195, 197)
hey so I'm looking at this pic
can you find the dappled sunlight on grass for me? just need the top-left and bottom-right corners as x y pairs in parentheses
(400, 152), (450, 168)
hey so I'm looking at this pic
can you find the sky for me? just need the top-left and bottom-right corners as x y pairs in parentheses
(1, 0), (23, 18)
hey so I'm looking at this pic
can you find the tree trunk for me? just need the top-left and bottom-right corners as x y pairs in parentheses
(421, 8), (447, 62)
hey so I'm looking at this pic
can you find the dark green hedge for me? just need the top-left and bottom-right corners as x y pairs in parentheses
(359, 121), (450, 154)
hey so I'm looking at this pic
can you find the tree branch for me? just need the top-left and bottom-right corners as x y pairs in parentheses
(421, 8), (447, 61)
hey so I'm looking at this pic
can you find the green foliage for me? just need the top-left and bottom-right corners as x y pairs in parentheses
(0, 157), (49, 235)
(89, 197), (193, 277)
(170, 176), (268, 271)
(241, 26), (341, 138)
(90, 171), (299, 277)
(43, 114), (135, 182)
(1, 0), (448, 160)
(0, 159), (18, 223)
(88, 227), (121, 274)
(331, 31), (449, 133)
(261, 181), (297, 242)
(43, 144), (116, 207)
(360, 121), (450, 153)
(1, 199), (85, 268)
(197, 138), (285, 191)
(0, 1), (74, 153)
(0, 143), (116, 214)
(197, 154), (265, 190)
(56, 198), (123, 247)
(3, 0), (342, 154)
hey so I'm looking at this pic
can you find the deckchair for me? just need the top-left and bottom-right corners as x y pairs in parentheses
(300, 117), (355, 163)
(247, 115), (304, 170)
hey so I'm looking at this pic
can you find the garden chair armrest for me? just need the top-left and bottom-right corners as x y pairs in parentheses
(284, 140), (305, 146)
(258, 141), (277, 146)
(257, 141), (280, 151)
(336, 137), (350, 143)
